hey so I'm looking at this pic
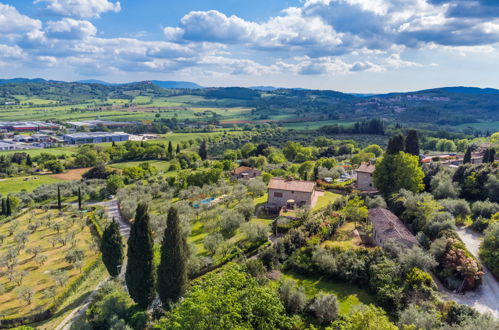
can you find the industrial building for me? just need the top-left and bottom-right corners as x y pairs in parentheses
(63, 132), (129, 144)
(0, 121), (60, 131)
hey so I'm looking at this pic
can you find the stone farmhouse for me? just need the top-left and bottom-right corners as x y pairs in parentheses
(267, 177), (319, 209)
(356, 163), (376, 191)
(232, 166), (262, 179)
(368, 208), (419, 248)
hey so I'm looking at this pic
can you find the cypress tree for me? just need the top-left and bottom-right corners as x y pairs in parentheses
(176, 144), (180, 153)
(26, 154), (32, 167)
(157, 207), (188, 307)
(482, 149), (490, 163)
(101, 221), (124, 277)
(125, 202), (155, 309)
(405, 130), (420, 156)
(168, 141), (173, 154)
(1, 198), (5, 216)
(6, 197), (11, 216)
(78, 187), (82, 210)
(489, 149), (496, 162)
(387, 134), (405, 155)
(57, 186), (62, 211)
(198, 140), (207, 160)
(463, 147), (472, 164)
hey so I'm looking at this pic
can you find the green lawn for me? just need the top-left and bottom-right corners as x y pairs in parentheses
(314, 191), (340, 211)
(0, 147), (76, 157)
(0, 175), (63, 194)
(110, 160), (170, 172)
(282, 272), (376, 315)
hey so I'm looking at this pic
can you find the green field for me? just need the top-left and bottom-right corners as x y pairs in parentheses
(110, 160), (170, 172)
(0, 147), (76, 157)
(456, 121), (499, 132)
(0, 209), (101, 318)
(0, 175), (63, 194)
(282, 272), (376, 315)
(282, 120), (355, 130)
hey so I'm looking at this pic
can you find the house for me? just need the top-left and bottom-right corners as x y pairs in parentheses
(267, 177), (319, 209)
(232, 166), (262, 179)
(368, 208), (419, 248)
(63, 132), (129, 144)
(356, 163), (376, 191)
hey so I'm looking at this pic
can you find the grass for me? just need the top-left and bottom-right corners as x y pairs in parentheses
(32, 262), (107, 330)
(0, 175), (63, 194)
(282, 272), (376, 315)
(321, 222), (363, 249)
(110, 160), (170, 172)
(281, 120), (355, 130)
(314, 191), (340, 211)
(0, 209), (101, 318)
(0, 147), (76, 158)
(455, 121), (499, 132)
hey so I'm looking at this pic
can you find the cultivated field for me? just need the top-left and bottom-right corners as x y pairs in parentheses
(0, 209), (101, 318)
(0, 176), (63, 194)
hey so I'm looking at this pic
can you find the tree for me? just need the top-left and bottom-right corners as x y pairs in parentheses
(1, 198), (5, 216)
(101, 221), (124, 277)
(373, 152), (425, 197)
(198, 140), (207, 160)
(176, 144), (181, 153)
(168, 141), (173, 154)
(16, 286), (34, 305)
(125, 202), (155, 308)
(387, 134), (405, 155)
(78, 187), (82, 210)
(6, 197), (12, 216)
(405, 130), (420, 156)
(480, 223), (499, 278)
(309, 293), (339, 324)
(26, 154), (32, 166)
(106, 174), (124, 194)
(463, 147), (472, 164)
(57, 185), (62, 211)
(157, 207), (189, 307)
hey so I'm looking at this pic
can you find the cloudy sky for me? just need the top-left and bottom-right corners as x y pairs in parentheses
(1, 0), (499, 92)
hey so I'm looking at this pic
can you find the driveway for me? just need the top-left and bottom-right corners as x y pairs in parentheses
(443, 228), (499, 318)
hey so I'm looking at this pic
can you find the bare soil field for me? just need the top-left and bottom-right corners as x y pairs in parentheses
(50, 168), (90, 181)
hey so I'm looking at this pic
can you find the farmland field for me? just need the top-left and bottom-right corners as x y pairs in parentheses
(0, 175), (63, 194)
(110, 160), (170, 172)
(0, 209), (102, 318)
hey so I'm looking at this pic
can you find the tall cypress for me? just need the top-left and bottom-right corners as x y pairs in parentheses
(489, 149), (496, 162)
(405, 130), (420, 156)
(387, 134), (405, 155)
(26, 154), (32, 167)
(101, 221), (124, 277)
(176, 144), (180, 153)
(125, 202), (155, 309)
(57, 186), (62, 211)
(78, 187), (82, 210)
(198, 140), (207, 160)
(463, 147), (472, 164)
(482, 149), (490, 163)
(157, 207), (188, 307)
(168, 141), (173, 154)
(6, 197), (11, 216)
(1, 198), (6, 216)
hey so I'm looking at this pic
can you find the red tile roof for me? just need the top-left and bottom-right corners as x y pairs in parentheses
(368, 208), (419, 248)
(233, 166), (255, 175)
(268, 178), (315, 193)
(356, 163), (376, 174)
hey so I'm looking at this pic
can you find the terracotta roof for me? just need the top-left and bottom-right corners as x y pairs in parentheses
(356, 163), (376, 174)
(233, 166), (256, 175)
(268, 178), (316, 193)
(368, 208), (419, 248)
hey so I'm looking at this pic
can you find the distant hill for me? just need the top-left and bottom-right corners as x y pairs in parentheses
(0, 78), (51, 84)
(76, 79), (121, 86)
(430, 86), (499, 95)
(150, 80), (202, 89)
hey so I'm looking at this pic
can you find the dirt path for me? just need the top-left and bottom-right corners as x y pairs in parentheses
(55, 199), (130, 330)
(442, 228), (499, 318)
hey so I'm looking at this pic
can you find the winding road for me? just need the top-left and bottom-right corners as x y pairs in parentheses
(443, 228), (499, 318)
(55, 199), (130, 330)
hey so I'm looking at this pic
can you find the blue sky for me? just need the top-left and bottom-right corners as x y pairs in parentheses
(1, 0), (499, 92)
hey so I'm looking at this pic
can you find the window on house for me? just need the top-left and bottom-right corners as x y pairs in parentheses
(274, 192), (283, 198)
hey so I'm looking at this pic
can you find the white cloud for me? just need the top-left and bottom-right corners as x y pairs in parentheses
(0, 44), (26, 59)
(46, 18), (96, 39)
(34, 0), (121, 18)
(0, 3), (41, 35)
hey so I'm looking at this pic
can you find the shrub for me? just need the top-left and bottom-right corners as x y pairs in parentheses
(480, 223), (499, 278)
(279, 280), (308, 314)
(309, 293), (339, 324)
